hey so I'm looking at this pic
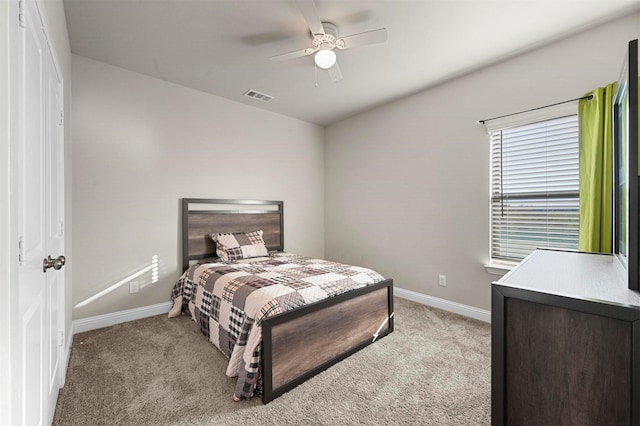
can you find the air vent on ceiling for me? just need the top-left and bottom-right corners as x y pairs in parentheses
(244, 89), (274, 103)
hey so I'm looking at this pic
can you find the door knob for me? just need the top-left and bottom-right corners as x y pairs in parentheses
(43, 255), (66, 272)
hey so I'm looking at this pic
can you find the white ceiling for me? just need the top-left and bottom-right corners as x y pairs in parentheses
(63, 0), (640, 126)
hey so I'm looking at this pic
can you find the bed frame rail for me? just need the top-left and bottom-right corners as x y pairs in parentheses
(262, 278), (394, 403)
(180, 198), (394, 404)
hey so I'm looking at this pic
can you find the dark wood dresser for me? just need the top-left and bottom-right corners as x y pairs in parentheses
(492, 249), (640, 425)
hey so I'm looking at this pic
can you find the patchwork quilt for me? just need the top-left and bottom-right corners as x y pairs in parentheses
(169, 252), (385, 400)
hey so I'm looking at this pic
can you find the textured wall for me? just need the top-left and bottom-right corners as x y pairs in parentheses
(325, 13), (640, 311)
(72, 55), (324, 320)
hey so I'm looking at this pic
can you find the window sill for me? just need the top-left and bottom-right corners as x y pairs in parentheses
(484, 261), (519, 276)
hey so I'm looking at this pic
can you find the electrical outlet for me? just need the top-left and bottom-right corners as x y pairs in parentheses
(438, 275), (447, 287)
(129, 281), (140, 294)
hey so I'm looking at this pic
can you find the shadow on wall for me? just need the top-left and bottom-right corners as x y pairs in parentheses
(74, 255), (160, 309)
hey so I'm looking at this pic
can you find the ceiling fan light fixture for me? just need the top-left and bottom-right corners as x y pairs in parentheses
(314, 49), (336, 69)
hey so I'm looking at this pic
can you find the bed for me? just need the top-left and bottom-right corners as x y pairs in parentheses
(169, 198), (394, 403)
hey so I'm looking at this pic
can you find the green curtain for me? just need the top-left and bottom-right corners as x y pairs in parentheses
(578, 82), (617, 253)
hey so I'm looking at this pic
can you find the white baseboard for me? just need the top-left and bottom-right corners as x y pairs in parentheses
(72, 301), (173, 334)
(394, 287), (491, 323)
(68, 289), (489, 336)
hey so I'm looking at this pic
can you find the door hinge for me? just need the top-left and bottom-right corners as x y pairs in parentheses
(58, 331), (64, 347)
(60, 221), (64, 235)
(58, 111), (64, 126)
(18, 236), (25, 264)
(18, 0), (25, 28)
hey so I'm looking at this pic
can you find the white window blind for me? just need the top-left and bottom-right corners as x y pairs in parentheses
(490, 115), (580, 262)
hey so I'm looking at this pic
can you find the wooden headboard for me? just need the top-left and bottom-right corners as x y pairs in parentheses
(181, 198), (284, 271)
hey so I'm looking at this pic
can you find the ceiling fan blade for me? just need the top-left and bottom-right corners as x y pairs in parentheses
(296, 0), (325, 35)
(327, 61), (342, 82)
(340, 28), (388, 49)
(269, 48), (311, 63)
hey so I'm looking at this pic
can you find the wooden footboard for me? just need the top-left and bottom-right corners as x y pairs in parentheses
(262, 278), (394, 403)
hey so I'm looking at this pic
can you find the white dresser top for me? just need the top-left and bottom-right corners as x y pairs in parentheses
(495, 249), (640, 309)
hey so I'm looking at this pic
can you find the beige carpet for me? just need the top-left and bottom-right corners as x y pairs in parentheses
(53, 297), (490, 425)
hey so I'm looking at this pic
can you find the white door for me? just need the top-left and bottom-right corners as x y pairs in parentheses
(12, 0), (65, 424)
(43, 28), (64, 425)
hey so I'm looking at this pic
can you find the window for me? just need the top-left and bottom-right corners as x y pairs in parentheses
(489, 113), (580, 263)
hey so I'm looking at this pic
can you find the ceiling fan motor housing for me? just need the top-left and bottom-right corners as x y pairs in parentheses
(321, 22), (338, 37)
(312, 23), (344, 51)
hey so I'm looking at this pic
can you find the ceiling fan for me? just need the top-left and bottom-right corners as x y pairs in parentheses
(269, 0), (388, 82)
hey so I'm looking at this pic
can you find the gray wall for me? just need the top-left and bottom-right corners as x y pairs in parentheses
(70, 11), (640, 320)
(72, 55), (325, 320)
(324, 13), (640, 311)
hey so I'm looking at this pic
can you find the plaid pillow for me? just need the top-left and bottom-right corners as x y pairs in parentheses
(211, 230), (268, 261)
